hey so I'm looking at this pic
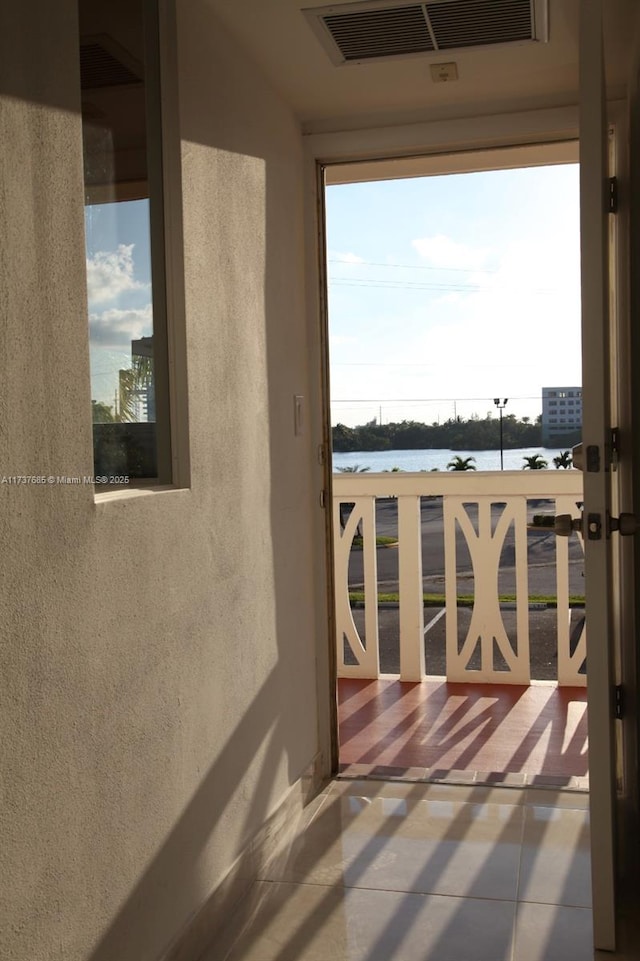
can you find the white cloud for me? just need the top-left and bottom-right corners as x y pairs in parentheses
(409, 248), (581, 408)
(328, 250), (365, 264)
(412, 234), (490, 270)
(86, 244), (148, 305)
(89, 304), (153, 349)
(327, 226), (581, 426)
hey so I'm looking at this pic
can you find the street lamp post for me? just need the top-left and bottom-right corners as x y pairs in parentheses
(494, 398), (508, 470)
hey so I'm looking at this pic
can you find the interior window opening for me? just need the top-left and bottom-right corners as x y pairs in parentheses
(79, 0), (172, 485)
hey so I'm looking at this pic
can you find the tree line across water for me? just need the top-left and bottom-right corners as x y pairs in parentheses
(332, 414), (580, 453)
(340, 452), (572, 471)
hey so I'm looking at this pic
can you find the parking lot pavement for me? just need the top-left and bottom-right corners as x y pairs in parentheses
(344, 498), (585, 598)
(347, 605), (586, 681)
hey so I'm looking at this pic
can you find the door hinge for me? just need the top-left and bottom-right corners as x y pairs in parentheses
(609, 176), (618, 214)
(615, 684), (624, 720)
(319, 489), (327, 509)
(318, 443), (326, 466)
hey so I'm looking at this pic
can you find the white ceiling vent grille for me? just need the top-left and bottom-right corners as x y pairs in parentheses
(304, 0), (548, 65)
(322, 6), (435, 61)
(80, 36), (143, 90)
(427, 0), (533, 49)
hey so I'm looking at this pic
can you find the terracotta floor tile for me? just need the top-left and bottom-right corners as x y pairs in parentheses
(338, 678), (588, 782)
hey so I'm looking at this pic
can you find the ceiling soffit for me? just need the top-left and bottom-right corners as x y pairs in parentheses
(304, 0), (547, 66)
(206, 0), (635, 129)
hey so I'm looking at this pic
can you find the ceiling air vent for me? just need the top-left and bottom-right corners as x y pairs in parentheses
(80, 35), (143, 89)
(304, 0), (548, 65)
(322, 6), (435, 61)
(427, 0), (533, 49)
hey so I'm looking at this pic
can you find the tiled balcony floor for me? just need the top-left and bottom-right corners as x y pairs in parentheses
(212, 779), (592, 961)
(338, 677), (589, 789)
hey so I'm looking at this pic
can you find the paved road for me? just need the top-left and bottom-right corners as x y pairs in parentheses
(345, 497), (585, 597)
(348, 605), (586, 681)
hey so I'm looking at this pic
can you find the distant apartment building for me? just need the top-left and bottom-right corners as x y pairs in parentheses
(541, 387), (583, 445)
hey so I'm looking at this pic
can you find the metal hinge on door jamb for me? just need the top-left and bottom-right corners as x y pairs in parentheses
(615, 685), (624, 720)
(609, 176), (618, 213)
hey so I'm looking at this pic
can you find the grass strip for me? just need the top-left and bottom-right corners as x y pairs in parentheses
(348, 591), (585, 608)
(351, 535), (398, 548)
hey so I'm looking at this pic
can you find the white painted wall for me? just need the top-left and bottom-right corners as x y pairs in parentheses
(0, 3), (322, 959)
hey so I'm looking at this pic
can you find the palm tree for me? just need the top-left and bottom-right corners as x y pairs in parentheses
(447, 455), (476, 471)
(91, 400), (115, 423)
(116, 355), (154, 422)
(553, 450), (573, 469)
(337, 465), (371, 472)
(523, 454), (548, 470)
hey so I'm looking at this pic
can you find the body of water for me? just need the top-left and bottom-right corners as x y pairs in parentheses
(332, 447), (572, 473)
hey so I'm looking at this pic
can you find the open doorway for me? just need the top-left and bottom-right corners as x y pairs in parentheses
(324, 145), (589, 787)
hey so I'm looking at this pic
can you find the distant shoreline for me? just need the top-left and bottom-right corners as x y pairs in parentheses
(332, 447), (575, 473)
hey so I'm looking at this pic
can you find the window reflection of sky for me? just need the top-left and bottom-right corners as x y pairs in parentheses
(85, 198), (153, 408)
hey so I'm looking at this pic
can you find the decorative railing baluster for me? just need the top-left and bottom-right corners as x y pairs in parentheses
(555, 493), (587, 685)
(397, 494), (425, 681)
(444, 495), (530, 684)
(333, 472), (584, 687)
(333, 495), (380, 677)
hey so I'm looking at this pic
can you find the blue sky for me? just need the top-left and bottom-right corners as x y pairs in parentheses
(325, 163), (581, 427)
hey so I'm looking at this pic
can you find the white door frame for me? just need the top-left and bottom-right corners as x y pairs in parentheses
(306, 106), (584, 780)
(305, 97), (634, 952)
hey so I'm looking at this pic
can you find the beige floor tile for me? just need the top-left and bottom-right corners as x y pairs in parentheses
(262, 794), (524, 901)
(514, 902), (593, 961)
(208, 779), (597, 961)
(524, 788), (590, 810)
(518, 806), (592, 907)
(221, 881), (516, 961)
(329, 778), (527, 806)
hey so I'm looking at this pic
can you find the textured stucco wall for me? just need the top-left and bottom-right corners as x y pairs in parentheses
(0, 2), (320, 960)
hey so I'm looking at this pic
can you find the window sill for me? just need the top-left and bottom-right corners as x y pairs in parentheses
(94, 484), (189, 505)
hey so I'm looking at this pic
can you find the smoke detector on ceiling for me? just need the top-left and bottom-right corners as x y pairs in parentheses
(303, 0), (549, 66)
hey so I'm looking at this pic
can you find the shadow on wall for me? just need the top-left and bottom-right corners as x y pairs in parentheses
(88, 667), (292, 961)
(2, 0), (322, 959)
(88, 0), (320, 946)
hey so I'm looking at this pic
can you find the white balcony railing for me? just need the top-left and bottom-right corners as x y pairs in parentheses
(333, 471), (585, 687)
